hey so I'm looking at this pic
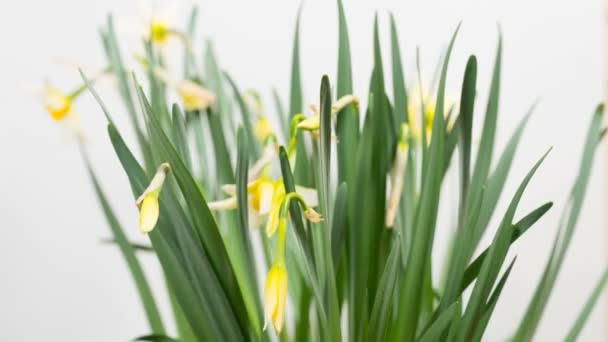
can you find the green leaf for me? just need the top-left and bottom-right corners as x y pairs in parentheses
(331, 183), (348, 267)
(272, 88), (289, 141)
(565, 265), (608, 341)
(100, 238), (154, 252)
(335, 0), (359, 183)
(225, 74), (261, 158)
(461, 202), (552, 292)
(135, 85), (255, 339)
(289, 6), (312, 186)
(390, 13), (408, 126)
(368, 237), (401, 341)
(108, 124), (225, 341)
(133, 334), (178, 342)
(205, 41), (236, 141)
(417, 300), (460, 342)
(100, 16), (151, 168)
(457, 55), (477, 223)
(457, 149), (551, 341)
(514, 104), (604, 341)
(170, 104), (192, 170)
(391, 24), (460, 342)
(470, 257), (517, 341)
(82, 153), (165, 334)
(472, 103), (537, 248)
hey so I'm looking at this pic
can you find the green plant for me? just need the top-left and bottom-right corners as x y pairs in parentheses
(41, 1), (607, 341)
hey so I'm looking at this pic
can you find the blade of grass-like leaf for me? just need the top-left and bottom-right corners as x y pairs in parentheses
(457, 55), (477, 223)
(464, 34), (502, 255)
(417, 300), (460, 342)
(461, 202), (552, 291)
(82, 152), (165, 334)
(290, 6), (312, 186)
(564, 265), (608, 341)
(457, 149), (551, 342)
(472, 103), (537, 248)
(101, 16), (151, 168)
(235, 126), (264, 328)
(390, 13), (408, 125)
(136, 85), (260, 338)
(107, 124), (226, 341)
(206, 108), (235, 187)
(183, 6), (199, 79)
(225, 74), (261, 158)
(514, 104), (604, 341)
(470, 257), (517, 341)
(133, 334), (178, 342)
(205, 41), (235, 140)
(391, 24), (460, 342)
(278, 147), (329, 328)
(335, 0), (359, 184)
(316, 75), (341, 341)
(170, 104), (192, 170)
(368, 237), (401, 341)
(272, 88), (289, 142)
(331, 183), (348, 267)
(100, 238), (153, 252)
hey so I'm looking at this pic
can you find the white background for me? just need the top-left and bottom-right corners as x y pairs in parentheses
(1, 0), (606, 340)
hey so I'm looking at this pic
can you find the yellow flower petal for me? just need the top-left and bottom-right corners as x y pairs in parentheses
(296, 115), (320, 131)
(139, 193), (159, 233)
(258, 181), (277, 215)
(265, 182), (285, 236)
(44, 87), (72, 121)
(150, 19), (171, 44)
(255, 117), (273, 143)
(264, 264), (288, 334)
(178, 81), (216, 112)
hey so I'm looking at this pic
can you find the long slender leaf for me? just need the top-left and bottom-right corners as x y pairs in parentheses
(514, 104), (604, 341)
(564, 265), (608, 341)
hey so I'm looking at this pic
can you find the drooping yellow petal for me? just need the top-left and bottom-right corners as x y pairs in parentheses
(265, 183), (285, 236)
(44, 87), (72, 121)
(264, 264), (288, 334)
(296, 115), (320, 131)
(139, 193), (159, 233)
(255, 117), (273, 143)
(207, 196), (238, 211)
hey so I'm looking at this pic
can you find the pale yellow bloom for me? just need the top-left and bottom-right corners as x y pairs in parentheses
(296, 95), (359, 132)
(43, 86), (73, 121)
(408, 87), (458, 142)
(150, 18), (171, 44)
(136, 163), (171, 233)
(177, 81), (216, 111)
(208, 177), (318, 236)
(264, 263), (288, 334)
(255, 117), (274, 143)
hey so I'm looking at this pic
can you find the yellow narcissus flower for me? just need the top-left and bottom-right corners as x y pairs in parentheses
(44, 86), (73, 121)
(264, 263), (288, 334)
(177, 81), (216, 112)
(408, 87), (458, 142)
(146, 66), (216, 112)
(150, 18), (171, 44)
(136, 163), (171, 233)
(208, 177), (318, 235)
(296, 95), (359, 132)
(255, 117), (274, 143)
